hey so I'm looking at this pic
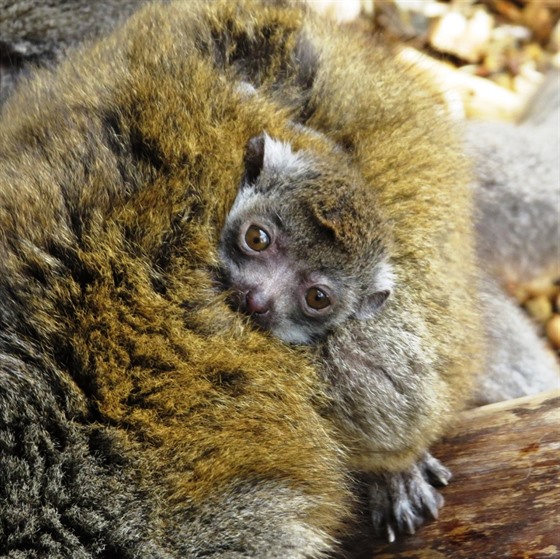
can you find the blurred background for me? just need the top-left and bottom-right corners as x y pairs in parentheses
(308, 0), (559, 121)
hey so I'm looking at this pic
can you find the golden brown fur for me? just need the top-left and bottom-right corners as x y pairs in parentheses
(0, 2), (353, 555)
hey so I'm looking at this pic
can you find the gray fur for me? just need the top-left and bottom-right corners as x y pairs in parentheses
(472, 276), (560, 405)
(169, 482), (335, 559)
(316, 304), (440, 459)
(465, 72), (560, 403)
(0, 338), (165, 558)
(467, 71), (560, 285)
(0, 0), (146, 105)
(0, 0), (146, 55)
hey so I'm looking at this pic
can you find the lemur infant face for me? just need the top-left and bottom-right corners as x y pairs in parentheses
(218, 133), (394, 344)
(220, 212), (348, 344)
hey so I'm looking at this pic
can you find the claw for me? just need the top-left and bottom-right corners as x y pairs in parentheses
(368, 453), (452, 542)
(418, 482), (444, 520)
(386, 524), (396, 543)
(425, 494), (441, 520)
(395, 498), (418, 535)
(432, 468), (451, 486)
(403, 511), (416, 535)
(423, 454), (452, 486)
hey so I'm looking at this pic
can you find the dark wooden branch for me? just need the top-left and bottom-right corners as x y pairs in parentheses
(343, 389), (560, 558)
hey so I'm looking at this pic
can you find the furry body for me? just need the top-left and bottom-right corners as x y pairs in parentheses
(0, 2), (356, 556)
(466, 72), (560, 403)
(0, 0), (146, 104)
(0, 0), (557, 556)
(468, 74), (560, 285)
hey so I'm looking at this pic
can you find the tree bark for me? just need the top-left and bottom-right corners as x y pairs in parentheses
(344, 389), (560, 558)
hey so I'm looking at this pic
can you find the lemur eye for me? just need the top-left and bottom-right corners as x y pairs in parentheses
(245, 225), (271, 252)
(305, 287), (331, 310)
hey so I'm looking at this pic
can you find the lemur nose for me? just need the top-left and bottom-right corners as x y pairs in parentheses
(245, 291), (270, 315)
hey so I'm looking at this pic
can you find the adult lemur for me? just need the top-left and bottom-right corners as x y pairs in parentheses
(0, 0), (558, 556)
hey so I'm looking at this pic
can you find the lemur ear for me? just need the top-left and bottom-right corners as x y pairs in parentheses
(244, 134), (266, 185)
(354, 289), (391, 320)
(354, 262), (395, 320)
(244, 133), (302, 186)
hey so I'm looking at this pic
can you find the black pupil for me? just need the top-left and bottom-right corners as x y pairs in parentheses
(307, 288), (330, 309)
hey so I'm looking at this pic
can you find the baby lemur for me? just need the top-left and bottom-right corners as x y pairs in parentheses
(220, 128), (456, 539)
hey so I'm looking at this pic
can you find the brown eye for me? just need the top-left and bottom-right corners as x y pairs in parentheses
(305, 287), (331, 310)
(245, 225), (271, 252)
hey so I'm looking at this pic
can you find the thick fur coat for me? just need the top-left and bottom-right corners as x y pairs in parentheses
(1, 2), (355, 556)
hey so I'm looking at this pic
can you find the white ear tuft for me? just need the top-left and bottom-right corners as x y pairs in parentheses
(228, 183), (257, 219)
(262, 133), (304, 173)
(375, 261), (395, 294)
